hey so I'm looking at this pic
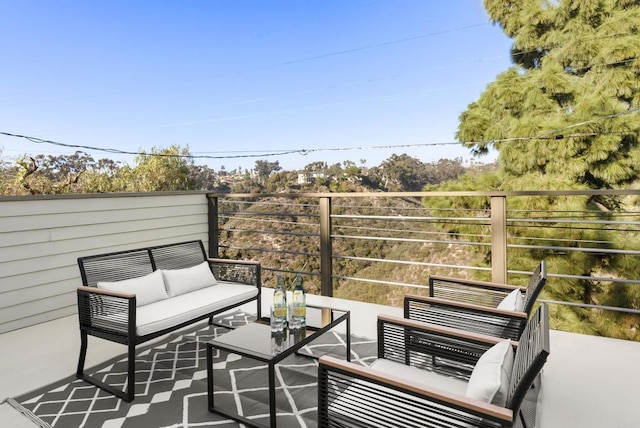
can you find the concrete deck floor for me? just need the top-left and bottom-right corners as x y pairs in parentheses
(1, 290), (639, 427)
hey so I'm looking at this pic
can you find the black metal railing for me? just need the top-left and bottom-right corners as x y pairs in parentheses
(207, 190), (640, 323)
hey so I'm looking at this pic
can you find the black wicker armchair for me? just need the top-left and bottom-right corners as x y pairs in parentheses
(404, 261), (547, 340)
(318, 304), (550, 428)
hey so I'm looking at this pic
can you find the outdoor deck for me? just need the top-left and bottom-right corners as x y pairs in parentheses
(1, 289), (639, 427)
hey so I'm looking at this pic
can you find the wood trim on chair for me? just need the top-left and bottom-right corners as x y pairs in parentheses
(77, 285), (135, 299)
(405, 295), (528, 318)
(378, 313), (520, 347)
(428, 276), (527, 292)
(319, 355), (514, 423)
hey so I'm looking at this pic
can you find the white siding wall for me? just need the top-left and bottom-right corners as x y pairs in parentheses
(0, 193), (210, 334)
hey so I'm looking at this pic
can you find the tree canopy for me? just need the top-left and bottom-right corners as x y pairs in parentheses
(430, 0), (640, 339)
(1, 146), (206, 195)
(460, 0), (640, 192)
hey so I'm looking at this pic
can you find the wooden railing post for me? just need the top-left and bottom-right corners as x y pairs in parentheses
(490, 195), (507, 283)
(207, 196), (219, 258)
(319, 197), (333, 296)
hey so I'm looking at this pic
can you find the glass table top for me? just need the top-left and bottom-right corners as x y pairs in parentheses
(209, 305), (349, 360)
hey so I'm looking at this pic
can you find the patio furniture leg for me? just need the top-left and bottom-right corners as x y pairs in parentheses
(317, 364), (329, 427)
(75, 332), (137, 402)
(269, 362), (276, 428)
(76, 330), (88, 378)
(346, 313), (351, 362)
(126, 341), (136, 402)
(207, 344), (215, 410)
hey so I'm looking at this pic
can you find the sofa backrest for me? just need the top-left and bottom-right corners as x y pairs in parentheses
(150, 240), (207, 271)
(78, 240), (207, 287)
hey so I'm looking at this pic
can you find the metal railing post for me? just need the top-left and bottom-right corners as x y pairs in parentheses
(207, 196), (219, 258)
(491, 195), (507, 283)
(319, 196), (333, 296)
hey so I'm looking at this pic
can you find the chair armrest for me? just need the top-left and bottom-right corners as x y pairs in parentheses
(77, 285), (134, 299)
(77, 286), (136, 337)
(429, 275), (526, 307)
(377, 314), (515, 375)
(406, 295), (528, 318)
(379, 314), (515, 346)
(404, 295), (527, 340)
(207, 258), (261, 286)
(318, 355), (513, 428)
(430, 276), (525, 292)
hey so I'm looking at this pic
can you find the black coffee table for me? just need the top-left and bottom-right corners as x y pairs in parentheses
(206, 304), (350, 428)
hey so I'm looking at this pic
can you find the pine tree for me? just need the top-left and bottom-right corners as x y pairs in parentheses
(439, 0), (640, 339)
(460, 0), (640, 193)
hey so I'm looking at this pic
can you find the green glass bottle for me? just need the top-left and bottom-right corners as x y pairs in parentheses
(291, 273), (306, 329)
(272, 273), (287, 331)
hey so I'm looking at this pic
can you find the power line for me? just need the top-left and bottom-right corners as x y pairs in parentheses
(0, 132), (304, 160)
(2, 108), (639, 161)
(8, 23), (636, 137)
(261, 23), (490, 70)
(160, 55), (640, 129)
(161, 81), (483, 128)
(540, 108), (640, 137)
(3, 20), (493, 109)
(210, 0), (385, 48)
(160, 54), (510, 128)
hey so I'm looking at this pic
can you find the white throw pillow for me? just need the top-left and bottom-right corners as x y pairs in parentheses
(162, 261), (217, 297)
(465, 339), (514, 406)
(97, 270), (168, 307)
(497, 288), (523, 312)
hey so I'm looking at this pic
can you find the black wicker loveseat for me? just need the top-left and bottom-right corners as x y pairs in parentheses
(76, 240), (261, 401)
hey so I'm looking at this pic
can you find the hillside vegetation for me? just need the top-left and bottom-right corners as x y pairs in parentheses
(2, 147), (639, 339)
(4, 1), (640, 339)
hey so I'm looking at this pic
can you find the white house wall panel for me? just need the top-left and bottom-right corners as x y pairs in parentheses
(1, 265), (75, 294)
(1, 279), (72, 309)
(0, 292), (75, 324)
(0, 306), (77, 334)
(0, 195), (207, 233)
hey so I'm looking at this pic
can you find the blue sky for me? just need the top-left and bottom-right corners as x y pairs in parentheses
(0, 1), (512, 172)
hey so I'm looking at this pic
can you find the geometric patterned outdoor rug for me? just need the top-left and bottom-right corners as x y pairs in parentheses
(8, 311), (377, 428)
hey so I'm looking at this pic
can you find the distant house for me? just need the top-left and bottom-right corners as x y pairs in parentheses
(297, 172), (327, 184)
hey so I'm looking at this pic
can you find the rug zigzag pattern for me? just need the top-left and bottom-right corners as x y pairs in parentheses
(13, 312), (376, 428)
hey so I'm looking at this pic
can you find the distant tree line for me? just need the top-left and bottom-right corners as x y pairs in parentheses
(0, 145), (477, 196)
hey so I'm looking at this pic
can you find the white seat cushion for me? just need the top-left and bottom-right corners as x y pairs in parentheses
(370, 358), (467, 396)
(161, 261), (217, 297)
(135, 281), (257, 336)
(97, 270), (168, 307)
(465, 339), (514, 406)
(497, 288), (524, 311)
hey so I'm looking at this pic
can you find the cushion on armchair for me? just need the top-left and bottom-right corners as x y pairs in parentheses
(97, 270), (168, 307)
(369, 358), (468, 396)
(465, 338), (514, 406)
(497, 288), (524, 311)
(161, 261), (217, 297)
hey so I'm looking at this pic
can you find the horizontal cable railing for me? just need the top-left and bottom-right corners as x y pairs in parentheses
(508, 243), (640, 255)
(333, 234), (491, 247)
(209, 191), (640, 338)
